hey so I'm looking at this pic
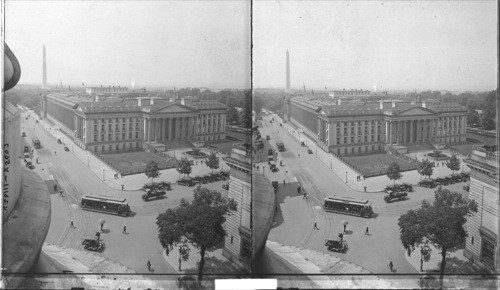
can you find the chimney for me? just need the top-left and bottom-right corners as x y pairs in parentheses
(422, 101), (426, 108)
(150, 98), (154, 105)
(138, 97), (142, 106)
(379, 100), (384, 109)
(181, 98), (185, 105)
(392, 101), (396, 108)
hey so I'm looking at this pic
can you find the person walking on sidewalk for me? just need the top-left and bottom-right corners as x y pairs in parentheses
(146, 260), (151, 272)
(303, 192), (307, 199)
(313, 221), (319, 230)
(123, 224), (127, 234)
(283, 179), (286, 186)
(121, 184), (124, 190)
(389, 261), (394, 272)
(343, 224), (347, 233)
(365, 226), (369, 235)
(59, 189), (63, 197)
(70, 220), (75, 229)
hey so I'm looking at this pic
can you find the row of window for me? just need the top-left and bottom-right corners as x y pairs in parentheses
(337, 144), (383, 155)
(93, 132), (140, 143)
(94, 142), (141, 152)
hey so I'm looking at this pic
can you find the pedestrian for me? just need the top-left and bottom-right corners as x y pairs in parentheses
(343, 224), (347, 232)
(298, 153), (300, 158)
(100, 223), (104, 232)
(70, 220), (75, 229)
(54, 151), (56, 155)
(365, 226), (369, 235)
(59, 189), (63, 197)
(303, 192), (307, 199)
(389, 261), (394, 272)
(297, 186), (301, 194)
(96, 231), (100, 241)
(257, 166), (259, 170)
(313, 221), (319, 230)
(283, 179), (286, 186)
(121, 184), (124, 190)
(146, 260), (151, 271)
(36, 157), (39, 164)
(339, 232), (343, 242)
(123, 225), (127, 234)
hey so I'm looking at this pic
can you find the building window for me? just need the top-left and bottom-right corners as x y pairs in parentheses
(136, 132), (139, 139)
(116, 144), (119, 150)
(481, 238), (495, 267)
(94, 135), (97, 142)
(351, 137), (354, 143)
(109, 145), (112, 150)
(94, 146), (97, 152)
(102, 145), (105, 151)
(108, 133), (112, 140)
(129, 133), (132, 139)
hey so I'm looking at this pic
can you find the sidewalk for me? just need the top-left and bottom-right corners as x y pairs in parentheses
(274, 115), (470, 193)
(37, 117), (229, 191)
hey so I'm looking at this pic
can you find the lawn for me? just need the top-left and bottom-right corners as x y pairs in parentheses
(100, 151), (177, 175)
(343, 153), (419, 177)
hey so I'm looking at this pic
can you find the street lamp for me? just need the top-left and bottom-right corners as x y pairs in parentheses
(102, 168), (105, 181)
(87, 155), (89, 167)
(263, 166), (265, 175)
(345, 170), (348, 183)
(330, 157), (332, 169)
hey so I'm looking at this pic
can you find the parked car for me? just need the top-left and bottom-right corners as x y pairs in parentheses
(301, 141), (306, 147)
(325, 239), (348, 253)
(209, 172), (222, 181)
(193, 176), (203, 185)
(142, 189), (166, 202)
(57, 139), (62, 144)
(220, 170), (230, 180)
(82, 237), (105, 252)
(266, 135), (270, 140)
(384, 192), (408, 203)
(64, 146), (69, 151)
(178, 177), (195, 187)
(270, 164), (278, 172)
(307, 149), (313, 154)
(222, 183), (229, 190)
(463, 184), (470, 191)
(418, 179), (436, 188)
(26, 161), (34, 170)
(434, 177), (448, 186)
(21, 132), (26, 137)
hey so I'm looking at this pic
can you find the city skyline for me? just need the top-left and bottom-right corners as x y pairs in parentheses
(253, 1), (497, 92)
(5, 1), (250, 89)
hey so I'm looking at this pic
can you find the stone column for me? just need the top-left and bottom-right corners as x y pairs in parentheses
(385, 121), (389, 144)
(143, 118), (147, 141)
(389, 121), (393, 144)
(168, 118), (172, 140)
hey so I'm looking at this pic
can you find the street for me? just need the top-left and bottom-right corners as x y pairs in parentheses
(256, 113), (467, 275)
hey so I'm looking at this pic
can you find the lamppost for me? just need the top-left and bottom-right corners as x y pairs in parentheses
(330, 157), (332, 169)
(102, 168), (105, 181)
(345, 170), (348, 183)
(87, 154), (89, 167)
(263, 166), (265, 175)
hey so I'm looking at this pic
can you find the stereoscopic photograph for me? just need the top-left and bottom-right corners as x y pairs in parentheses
(2, 1), (498, 289)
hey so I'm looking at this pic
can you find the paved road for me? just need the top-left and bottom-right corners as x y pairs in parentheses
(256, 113), (471, 275)
(21, 112), (229, 276)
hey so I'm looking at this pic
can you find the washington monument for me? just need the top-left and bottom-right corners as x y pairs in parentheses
(286, 49), (290, 91)
(42, 45), (47, 89)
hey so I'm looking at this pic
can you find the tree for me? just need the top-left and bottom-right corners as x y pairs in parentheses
(145, 160), (160, 183)
(178, 239), (190, 271)
(204, 152), (220, 172)
(398, 187), (477, 287)
(387, 162), (402, 185)
(445, 154), (460, 174)
(418, 159), (434, 179)
(156, 186), (237, 282)
(177, 157), (192, 177)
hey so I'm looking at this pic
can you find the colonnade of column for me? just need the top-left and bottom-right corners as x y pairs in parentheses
(144, 116), (195, 143)
(385, 115), (465, 145)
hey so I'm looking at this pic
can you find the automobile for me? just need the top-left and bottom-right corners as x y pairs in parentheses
(268, 149), (274, 155)
(57, 139), (62, 144)
(26, 161), (34, 170)
(279, 123), (283, 126)
(82, 237), (105, 252)
(463, 184), (470, 191)
(384, 192), (408, 203)
(325, 239), (348, 253)
(143, 181), (171, 191)
(35, 120), (39, 123)
(301, 141), (305, 147)
(220, 170), (230, 180)
(222, 183), (229, 190)
(443, 176), (455, 185)
(203, 174), (213, 183)
(449, 174), (463, 183)
(434, 177), (448, 186)
(307, 149), (313, 154)
(193, 175), (203, 185)
(401, 183), (413, 192)
(209, 172), (222, 181)
(384, 184), (408, 193)
(418, 179), (436, 188)
(64, 146), (69, 151)
(270, 164), (278, 172)
(460, 172), (470, 181)
(142, 189), (166, 202)
(177, 177), (195, 187)
(21, 132), (26, 137)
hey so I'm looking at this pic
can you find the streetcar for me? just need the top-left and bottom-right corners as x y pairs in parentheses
(323, 195), (373, 218)
(81, 194), (131, 217)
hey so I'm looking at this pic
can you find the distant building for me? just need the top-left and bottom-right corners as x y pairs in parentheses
(223, 145), (252, 271)
(86, 86), (129, 95)
(284, 94), (467, 155)
(464, 144), (499, 273)
(40, 91), (227, 152)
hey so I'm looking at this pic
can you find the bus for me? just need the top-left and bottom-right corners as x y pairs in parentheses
(276, 140), (285, 152)
(81, 194), (131, 217)
(324, 195), (373, 218)
(32, 138), (41, 149)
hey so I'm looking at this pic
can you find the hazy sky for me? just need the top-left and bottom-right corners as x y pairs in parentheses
(6, 1), (250, 89)
(253, 1), (498, 92)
